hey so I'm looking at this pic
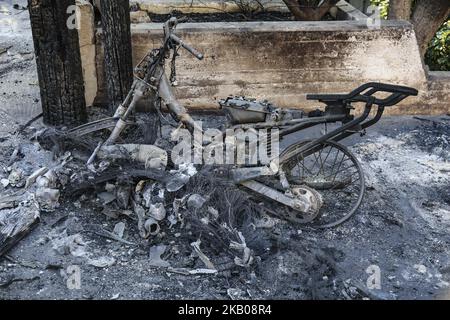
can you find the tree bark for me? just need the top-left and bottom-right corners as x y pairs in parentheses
(411, 0), (450, 57)
(388, 0), (413, 20)
(28, 0), (87, 127)
(99, 0), (133, 112)
(282, 0), (339, 21)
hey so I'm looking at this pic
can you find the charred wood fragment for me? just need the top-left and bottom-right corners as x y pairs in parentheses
(0, 207), (40, 257)
(64, 166), (169, 197)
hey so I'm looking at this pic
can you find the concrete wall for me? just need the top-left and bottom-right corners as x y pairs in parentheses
(425, 72), (450, 114)
(130, 0), (366, 21)
(132, 0), (368, 18)
(94, 19), (446, 114)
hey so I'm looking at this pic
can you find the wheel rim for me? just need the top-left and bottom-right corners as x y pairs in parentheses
(281, 140), (365, 228)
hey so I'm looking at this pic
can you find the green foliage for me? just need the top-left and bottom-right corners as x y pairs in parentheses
(369, 1), (449, 71)
(370, 0), (389, 19)
(425, 19), (450, 71)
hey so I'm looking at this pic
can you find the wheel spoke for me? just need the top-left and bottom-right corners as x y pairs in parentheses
(280, 140), (365, 228)
(330, 153), (348, 182)
(295, 155), (314, 176)
(323, 165), (359, 181)
(310, 150), (322, 176)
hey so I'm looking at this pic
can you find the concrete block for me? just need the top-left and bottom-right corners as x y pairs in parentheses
(131, 10), (151, 23)
(92, 19), (447, 114)
(422, 71), (450, 114)
(334, 0), (368, 21)
(136, 0), (288, 14)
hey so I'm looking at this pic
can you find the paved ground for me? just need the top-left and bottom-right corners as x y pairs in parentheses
(0, 1), (449, 300)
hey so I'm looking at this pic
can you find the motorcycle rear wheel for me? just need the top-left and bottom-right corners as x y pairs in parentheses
(280, 140), (365, 228)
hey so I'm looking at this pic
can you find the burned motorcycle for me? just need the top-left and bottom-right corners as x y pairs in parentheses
(60, 17), (418, 228)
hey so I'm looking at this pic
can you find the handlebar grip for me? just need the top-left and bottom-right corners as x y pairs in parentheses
(170, 34), (204, 60)
(364, 82), (418, 96)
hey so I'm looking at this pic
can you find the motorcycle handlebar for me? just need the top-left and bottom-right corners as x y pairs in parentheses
(170, 34), (204, 60)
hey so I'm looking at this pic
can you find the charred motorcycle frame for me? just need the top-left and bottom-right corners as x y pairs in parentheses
(61, 18), (418, 228)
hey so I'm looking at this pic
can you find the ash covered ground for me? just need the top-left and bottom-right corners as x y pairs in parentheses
(1, 1), (450, 300)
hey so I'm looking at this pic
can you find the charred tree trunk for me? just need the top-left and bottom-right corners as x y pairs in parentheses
(282, 0), (339, 21)
(411, 0), (450, 57)
(388, 0), (413, 20)
(28, 0), (87, 127)
(99, 0), (133, 112)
